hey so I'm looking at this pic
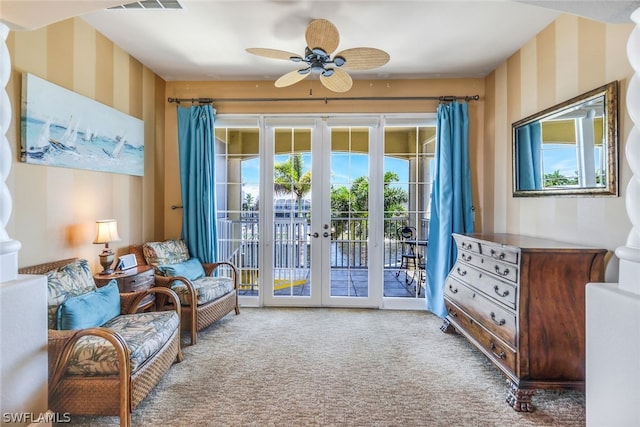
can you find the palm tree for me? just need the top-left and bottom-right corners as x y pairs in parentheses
(242, 193), (255, 211)
(382, 171), (408, 217)
(274, 154), (311, 216)
(330, 172), (408, 239)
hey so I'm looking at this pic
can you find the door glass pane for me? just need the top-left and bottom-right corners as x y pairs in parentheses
(330, 127), (369, 298)
(215, 127), (260, 297)
(383, 126), (435, 298)
(273, 128), (312, 297)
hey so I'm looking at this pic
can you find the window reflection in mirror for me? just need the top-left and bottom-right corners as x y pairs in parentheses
(512, 81), (618, 197)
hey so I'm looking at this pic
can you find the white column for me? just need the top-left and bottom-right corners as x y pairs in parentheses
(616, 9), (640, 295)
(0, 22), (21, 282)
(586, 284), (640, 427)
(586, 8), (640, 427)
(0, 22), (48, 426)
(0, 274), (48, 426)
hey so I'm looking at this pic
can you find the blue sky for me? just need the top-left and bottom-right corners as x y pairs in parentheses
(542, 144), (602, 176)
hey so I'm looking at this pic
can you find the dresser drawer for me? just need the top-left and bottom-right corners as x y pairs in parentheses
(449, 259), (475, 284)
(458, 264), (517, 310)
(480, 243), (519, 265)
(445, 277), (516, 347)
(462, 253), (519, 284)
(458, 249), (477, 264)
(456, 236), (482, 254)
(121, 268), (154, 292)
(445, 300), (517, 374)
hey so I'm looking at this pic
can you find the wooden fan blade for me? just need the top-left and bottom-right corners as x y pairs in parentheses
(275, 69), (310, 88)
(336, 48), (390, 70)
(246, 48), (302, 61)
(305, 19), (339, 54)
(320, 68), (352, 93)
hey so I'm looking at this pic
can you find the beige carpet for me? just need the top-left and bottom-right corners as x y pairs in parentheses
(65, 308), (585, 426)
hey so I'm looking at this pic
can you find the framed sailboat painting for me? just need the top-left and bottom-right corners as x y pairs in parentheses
(20, 73), (144, 176)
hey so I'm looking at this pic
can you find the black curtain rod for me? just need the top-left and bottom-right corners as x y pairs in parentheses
(167, 95), (480, 104)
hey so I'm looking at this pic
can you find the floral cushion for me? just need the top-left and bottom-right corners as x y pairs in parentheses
(46, 259), (97, 329)
(171, 276), (235, 306)
(64, 311), (179, 376)
(143, 239), (190, 273)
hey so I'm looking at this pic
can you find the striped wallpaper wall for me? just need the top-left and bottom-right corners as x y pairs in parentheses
(484, 15), (634, 280)
(6, 18), (164, 268)
(5, 13), (634, 280)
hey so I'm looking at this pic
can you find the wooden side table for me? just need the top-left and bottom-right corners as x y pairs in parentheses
(94, 265), (155, 311)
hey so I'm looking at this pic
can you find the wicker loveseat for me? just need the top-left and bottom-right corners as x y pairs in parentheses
(130, 239), (239, 345)
(19, 258), (183, 427)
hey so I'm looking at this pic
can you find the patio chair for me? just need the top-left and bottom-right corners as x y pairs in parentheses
(396, 226), (423, 286)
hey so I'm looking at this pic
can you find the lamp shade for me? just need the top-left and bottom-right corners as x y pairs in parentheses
(93, 219), (120, 244)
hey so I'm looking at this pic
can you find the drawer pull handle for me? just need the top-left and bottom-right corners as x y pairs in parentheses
(490, 342), (506, 359)
(456, 267), (467, 276)
(448, 284), (458, 294)
(490, 312), (506, 326)
(461, 242), (472, 250)
(494, 265), (510, 276)
(448, 308), (458, 318)
(490, 249), (506, 260)
(461, 253), (472, 262)
(494, 285), (509, 298)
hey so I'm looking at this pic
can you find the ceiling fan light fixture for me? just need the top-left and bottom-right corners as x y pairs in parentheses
(333, 56), (346, 67)
(310, 62), (325, 74)
(311, 47), (327, 57)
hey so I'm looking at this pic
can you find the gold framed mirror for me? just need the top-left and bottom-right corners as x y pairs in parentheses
(512, 81), (618, 197)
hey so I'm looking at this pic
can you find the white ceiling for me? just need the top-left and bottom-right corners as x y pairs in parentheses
(2, 1), (639, 83)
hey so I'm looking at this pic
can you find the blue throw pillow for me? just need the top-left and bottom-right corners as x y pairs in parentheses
(57, 280), (121, 330)
(158, 258), (206, 281)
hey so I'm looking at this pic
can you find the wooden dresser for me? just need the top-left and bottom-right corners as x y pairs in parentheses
(441, 233), (606, 411)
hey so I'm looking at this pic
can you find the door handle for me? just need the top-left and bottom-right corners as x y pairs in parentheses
(309, 232), (319, 238)
(323, 232), (330, 237)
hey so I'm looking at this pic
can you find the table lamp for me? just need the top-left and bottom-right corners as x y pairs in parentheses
(93, 219), (120, 275)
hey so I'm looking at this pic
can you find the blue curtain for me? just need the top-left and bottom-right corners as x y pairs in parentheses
(426, 102), (474, 318)
(515, 122), (543, 190)
(176, 105), (218, 263)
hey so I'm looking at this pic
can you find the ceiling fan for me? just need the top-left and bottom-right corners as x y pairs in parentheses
(246, 19), (390, 93)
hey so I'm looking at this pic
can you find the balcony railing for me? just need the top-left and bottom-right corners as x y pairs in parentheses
(218, 216), (428, 291)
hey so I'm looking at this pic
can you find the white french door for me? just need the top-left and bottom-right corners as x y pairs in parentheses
(215, 114), (435, 310)
(324, 118), (383, 307)
(261, 117), (381, 307)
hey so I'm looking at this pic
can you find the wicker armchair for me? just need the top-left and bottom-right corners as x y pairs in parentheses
(130, 241), (240, 345)
(19, 258), (183, 427)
